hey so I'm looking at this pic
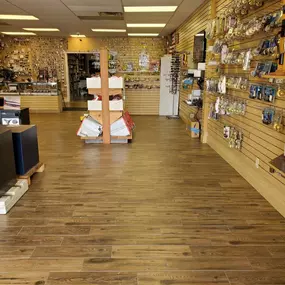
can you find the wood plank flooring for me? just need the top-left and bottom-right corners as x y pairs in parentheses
(1, 112), (285, 284)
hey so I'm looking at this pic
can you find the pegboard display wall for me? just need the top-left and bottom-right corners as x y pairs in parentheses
(0, 36), (68, 97)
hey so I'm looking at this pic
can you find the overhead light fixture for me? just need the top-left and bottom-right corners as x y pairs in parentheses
(128, 33), (159, 37)
(127, 23), (166, 28)
(195, 33), (204, 36)
(0, 14), (38, 20)
(92, 29), (126, 32)
(70, 34), (86, 38)
(124, 6), (177, 12)
(23, 28), (60, 31)
(1, 32), (36, 35)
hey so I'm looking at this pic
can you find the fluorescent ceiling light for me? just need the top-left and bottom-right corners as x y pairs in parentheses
(128, 33), (159, 36)
(124, 6), (177, 12)
(195, 33), (204, 36)
(70, 34), (86, 38)
(0, 14), (38, 20)
(1, 32), (36, 35)
(127, 23), (166, 28)
(23, 28), (60, 31)
(92, 29), (126, 32)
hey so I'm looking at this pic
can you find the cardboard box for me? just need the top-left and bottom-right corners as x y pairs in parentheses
(186, 121), (200, 138)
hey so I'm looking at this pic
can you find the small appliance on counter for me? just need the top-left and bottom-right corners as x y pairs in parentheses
(0, 108), (30, 125)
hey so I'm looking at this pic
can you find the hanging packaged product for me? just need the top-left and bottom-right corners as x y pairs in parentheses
(215, 96), (246, 116)
(263, 86), (276, 103)
(229, 128), (243, 150)
(223, 125), (230, 139)
(251, 61), (278, 77)
(182, 78), (194, 89)
(221, 45), (229, 64)
(243, 50), (252, 70)
(273, 110), (283, 132)
(262, 108), (275, 125)
(208, 103), (218, 120)
(206, 78), (218, 93)
(223, 126), (243, 150)
(218, 75), (226, 94)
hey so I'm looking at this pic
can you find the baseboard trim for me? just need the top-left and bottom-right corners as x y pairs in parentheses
(208, 134), (285, 218)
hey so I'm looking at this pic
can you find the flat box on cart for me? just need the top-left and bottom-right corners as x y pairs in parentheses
(88, 100), (123, 111)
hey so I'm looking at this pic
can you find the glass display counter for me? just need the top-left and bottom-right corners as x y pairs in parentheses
(0, 82), (62, 113)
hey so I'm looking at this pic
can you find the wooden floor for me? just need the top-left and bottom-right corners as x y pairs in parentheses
(1, 112), (285, 285)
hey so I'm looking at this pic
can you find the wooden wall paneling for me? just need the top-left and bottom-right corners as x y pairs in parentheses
(176, 0), (211, 124)
(199, 0), (285, 216)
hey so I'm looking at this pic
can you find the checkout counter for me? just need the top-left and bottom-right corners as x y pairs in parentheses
(0, 82), (62, 113)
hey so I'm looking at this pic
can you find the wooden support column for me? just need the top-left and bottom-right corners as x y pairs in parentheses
(201, 0), (216, 144)
(100, 49), (111, 144)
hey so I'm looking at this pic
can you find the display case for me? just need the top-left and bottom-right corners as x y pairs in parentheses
(0, 82), (59, 96)
(0, 82), (62, 113)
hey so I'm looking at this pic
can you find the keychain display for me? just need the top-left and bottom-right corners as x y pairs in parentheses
(223, 125), (243, 150)
(209, 9), (282, 42)
(206, 78), (218, 93)
(223, 49), (251, 69)
(215, 96), (246, 116)
(227, 77), (248, 90)
(218, 75), (227, 94)
(262, 108), (275, 125)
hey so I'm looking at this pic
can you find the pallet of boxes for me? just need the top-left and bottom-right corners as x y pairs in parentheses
(77, 76), (135, 144)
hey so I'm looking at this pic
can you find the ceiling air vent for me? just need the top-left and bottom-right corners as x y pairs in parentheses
(79, 12), (123, 21)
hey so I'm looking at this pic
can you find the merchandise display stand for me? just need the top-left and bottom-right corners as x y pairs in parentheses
(80, 49), (133, 144)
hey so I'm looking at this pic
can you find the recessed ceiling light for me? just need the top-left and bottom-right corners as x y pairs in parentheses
(124, 6), (177, 12)
(127, 23), (166, 28)
(1, 32), (36, 35)
(23, 28), (60, 31)
(128, 33), (159, 37)
(70, 34), (86, 38)
(92, 29), (126, 32)
(0, 15), (38, 20)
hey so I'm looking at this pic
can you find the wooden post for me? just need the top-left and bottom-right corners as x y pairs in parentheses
(100, 49), (111, 144)
(201, 0), (216, 144)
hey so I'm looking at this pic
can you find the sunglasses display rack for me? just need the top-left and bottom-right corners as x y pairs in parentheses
(170, 53), (181, 95)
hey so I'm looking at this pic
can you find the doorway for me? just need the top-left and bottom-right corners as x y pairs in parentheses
(66, 52), (99, 109)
